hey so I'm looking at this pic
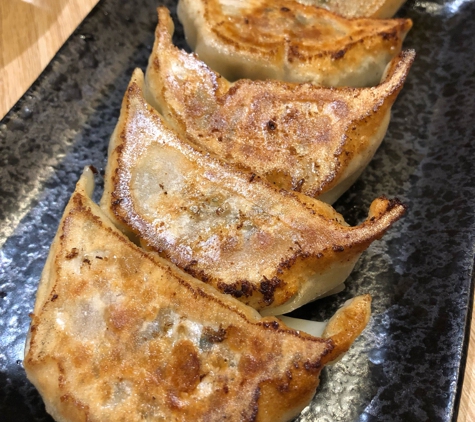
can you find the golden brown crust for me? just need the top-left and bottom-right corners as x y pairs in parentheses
(101, 70), (406, 313)
(146, 9), (414, 202)
(177, 0), (412, 86)
(24, 169), (372, 422)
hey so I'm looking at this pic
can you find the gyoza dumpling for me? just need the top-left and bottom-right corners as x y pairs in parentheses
(177, 0), (412, 86)
(146, 8), (415, 204)
(101, 69), (406, 315)
(299, 0), (407, 18)
(24, 166), (372, 422)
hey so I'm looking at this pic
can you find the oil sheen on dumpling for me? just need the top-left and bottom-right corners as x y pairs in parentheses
(177, 0), (412, 86)
(146, 8), (415, 203)
(101, 69), (406, 315)
(24, 167), (372, 422)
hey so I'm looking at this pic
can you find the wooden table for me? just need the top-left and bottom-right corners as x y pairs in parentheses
(0, 0), (473, 419)
(460, 317), (475, 421)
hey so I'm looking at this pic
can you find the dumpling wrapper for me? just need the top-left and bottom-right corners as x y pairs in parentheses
(177, 0), (412, 87)
(24, 167), (371, 422)
(146, 8), (415, 203)
(298, 0), (407, 18)
(101, 69), (405, 315)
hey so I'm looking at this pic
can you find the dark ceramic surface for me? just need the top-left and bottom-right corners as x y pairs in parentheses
(1, 0), (474, 421)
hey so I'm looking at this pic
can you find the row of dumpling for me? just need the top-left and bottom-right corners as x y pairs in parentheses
(24, 2), (415, 421)
(99, 3), (414, 316)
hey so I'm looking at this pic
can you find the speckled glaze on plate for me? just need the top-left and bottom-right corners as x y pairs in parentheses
(0, 0), (474, 421)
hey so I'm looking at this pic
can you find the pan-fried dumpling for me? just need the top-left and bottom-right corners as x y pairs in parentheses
(24, 167), (372, 422)
(177, 0), (412, 87)
(101, 69), (406, 315)
(146, 8), (415, 203)
(299, 0), (407, 18)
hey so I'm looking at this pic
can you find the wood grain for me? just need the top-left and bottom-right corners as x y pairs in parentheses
(0, 0), (99, 119)
(0, 0), (473, 420)
(458, 300), (475, 422)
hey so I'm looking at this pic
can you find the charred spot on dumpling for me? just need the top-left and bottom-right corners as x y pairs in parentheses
(65, 248), (79, 259)
(331, 49), (346, 60)
(183, 262), (211, 284)
(200, 326), (227, 350)
(276, 249), (310, 273)
(266, 120), (277, 131)
(258, 276), (283, 305)
(218, 280), (255, 298)
(262, 320), (280, 330)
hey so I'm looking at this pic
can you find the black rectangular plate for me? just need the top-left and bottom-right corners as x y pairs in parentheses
(1, 0), (475, 421)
